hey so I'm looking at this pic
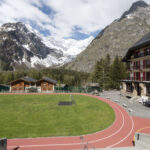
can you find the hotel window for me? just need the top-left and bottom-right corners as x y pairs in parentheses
(144, 48), (150, 56)
(146, 72), (150, 81)
(146, 83), (150, 96)
(135, 72), (140, 80)
(134, 61), (140, 69)
(134, 51), (140, 58)
(145, 60), (150, 68)
(143, 72), (146, 81)
(126, 82), (133, 93)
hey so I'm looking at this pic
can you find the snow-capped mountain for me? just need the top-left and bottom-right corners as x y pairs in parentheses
(42, 36), (94, 56)
(0, 22), (93, 70)
(26, 24), (93, 65)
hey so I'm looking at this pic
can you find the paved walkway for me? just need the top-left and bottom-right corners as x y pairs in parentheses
(100, 91), (150, 119)
(6, 93), (150, 150)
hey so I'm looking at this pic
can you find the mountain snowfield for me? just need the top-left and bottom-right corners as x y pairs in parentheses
(26, 24), (94, 67)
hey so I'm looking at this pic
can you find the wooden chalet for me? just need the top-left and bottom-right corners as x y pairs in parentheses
(36, 77), (57, 92)
(10, 76), (57, 93)
(10, 77), (37, 93)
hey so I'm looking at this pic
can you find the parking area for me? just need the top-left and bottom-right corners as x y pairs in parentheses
(100, 90), (150, 119)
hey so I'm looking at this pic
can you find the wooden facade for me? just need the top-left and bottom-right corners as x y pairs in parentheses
(10, 77), (56, 93)
(36, 80), (55, 92)
(11, 80), (25, 91)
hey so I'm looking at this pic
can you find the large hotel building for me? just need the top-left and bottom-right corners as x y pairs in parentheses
(121, 32), (150, 97)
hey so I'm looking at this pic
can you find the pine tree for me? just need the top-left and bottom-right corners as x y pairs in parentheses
(91, 58), (105, 89)
(103, 54), (111, 90)
(109, 55), (127, 89)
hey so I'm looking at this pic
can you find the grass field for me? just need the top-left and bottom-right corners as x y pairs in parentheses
(0, 94), (115, 138)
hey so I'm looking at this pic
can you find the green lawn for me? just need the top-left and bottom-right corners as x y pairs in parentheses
(0, 94), (115, 138)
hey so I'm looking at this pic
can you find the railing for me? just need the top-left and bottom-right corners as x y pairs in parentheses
(124, 77), (150, 82)
(128, 65), (150, 70)
(133, 66), (141, 69)
(134, 52), (150, 59)
(143, 64), (150, 69)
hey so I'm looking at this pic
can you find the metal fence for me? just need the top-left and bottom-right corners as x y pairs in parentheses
(0, 86), (102, 94)
(55, 86), (102, 93)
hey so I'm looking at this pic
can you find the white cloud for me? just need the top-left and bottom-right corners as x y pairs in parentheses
(0, 0), (149, 39)
(0, 0), (51, 26)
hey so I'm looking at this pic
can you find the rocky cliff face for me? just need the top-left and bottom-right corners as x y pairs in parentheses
(0, 22), (63, 70)
(0, 22), (93, 70)
(65, 0), (150, 72)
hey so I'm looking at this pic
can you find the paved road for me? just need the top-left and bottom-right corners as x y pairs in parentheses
(100, 91), (150, 119)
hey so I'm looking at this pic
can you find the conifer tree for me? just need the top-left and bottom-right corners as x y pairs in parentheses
(109, 55), (127, 89)
(103, 54), (111, 90)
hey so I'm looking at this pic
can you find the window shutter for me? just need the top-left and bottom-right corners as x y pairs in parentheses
(139, 72), (141, 80)
(143, 60), (146, 68)
(134, 72), (136, 80)
(143, 72), (146, 81)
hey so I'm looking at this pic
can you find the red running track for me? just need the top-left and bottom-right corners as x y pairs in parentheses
(7, 94), (150, 150)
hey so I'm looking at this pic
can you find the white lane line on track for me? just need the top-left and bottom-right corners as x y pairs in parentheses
(107, 112), (134, 148)
(8, 102), (126, 148)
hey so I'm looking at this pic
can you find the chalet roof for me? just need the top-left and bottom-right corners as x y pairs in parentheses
(123, 32), (150, 61)
(37, 77), (57, 84)
(20, 77), (37, 82)
(9, 76), (36, 84)
(9, 76), (57, 85)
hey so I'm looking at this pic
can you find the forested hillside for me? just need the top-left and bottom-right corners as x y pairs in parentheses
(0, 68), (89, 86)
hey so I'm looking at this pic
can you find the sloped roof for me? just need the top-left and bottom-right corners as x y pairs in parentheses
(9, 76), (56, 85)
(9, 76), (36, 84)
(37, 77), (57, 84)
(20, 77), (37, 82)
(123, 32), (150, 61)
(130, 32), (150, 50)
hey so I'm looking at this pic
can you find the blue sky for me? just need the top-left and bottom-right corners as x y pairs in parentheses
(0, 0), (150, 40)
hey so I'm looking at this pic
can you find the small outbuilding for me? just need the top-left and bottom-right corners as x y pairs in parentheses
(0, 84), (10, 92)
(83, 83), (101, 93)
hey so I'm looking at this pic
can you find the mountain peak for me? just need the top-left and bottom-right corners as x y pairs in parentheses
(120, 0), (148, 20)
(1, 22), (28, 32)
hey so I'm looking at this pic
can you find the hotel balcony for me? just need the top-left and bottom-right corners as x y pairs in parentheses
(133, 51), (150, 59)
(128, 65), (150, 71)
(124, 77), (150, 82)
